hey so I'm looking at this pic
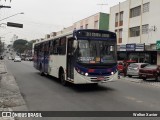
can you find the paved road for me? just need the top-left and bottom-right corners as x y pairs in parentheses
(5, 59), (160, 120)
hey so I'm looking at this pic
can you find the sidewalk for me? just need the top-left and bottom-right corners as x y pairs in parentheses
(119, 75), (160, 88)
(0, 60), (28, 120)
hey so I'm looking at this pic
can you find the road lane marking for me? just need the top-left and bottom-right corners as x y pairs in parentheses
(125, 96), (144, 104)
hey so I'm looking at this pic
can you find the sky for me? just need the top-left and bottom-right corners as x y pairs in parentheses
(0, 0), (126, 44)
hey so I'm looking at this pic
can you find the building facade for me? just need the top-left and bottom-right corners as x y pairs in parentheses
(41, 12), (109, 41)
(74, 12), (109, 30)
(109, 0), (160, 64)
(35, 12), (110, 45)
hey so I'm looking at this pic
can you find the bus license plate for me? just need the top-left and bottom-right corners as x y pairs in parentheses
(97, 76), (105, 81)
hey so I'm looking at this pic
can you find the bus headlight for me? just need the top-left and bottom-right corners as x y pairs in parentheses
(85, 73), (88, 76)
(111, 72), (114, 75)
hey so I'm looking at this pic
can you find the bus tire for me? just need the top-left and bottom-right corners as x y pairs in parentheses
(40, 64), (44, 76)
(59, 70), (67, 86)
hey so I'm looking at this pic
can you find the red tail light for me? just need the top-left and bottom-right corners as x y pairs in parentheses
(88, 69), (95, 73)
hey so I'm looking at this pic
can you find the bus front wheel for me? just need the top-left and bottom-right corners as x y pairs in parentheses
(59, 70), (67, 86)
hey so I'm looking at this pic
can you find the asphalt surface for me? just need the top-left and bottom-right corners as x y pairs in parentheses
(5, 59), (160, 120)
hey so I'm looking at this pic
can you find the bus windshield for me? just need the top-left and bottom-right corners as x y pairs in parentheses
(77, 40), (116, 64)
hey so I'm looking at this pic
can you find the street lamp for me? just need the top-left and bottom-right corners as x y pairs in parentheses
(0, 12), (24, 22)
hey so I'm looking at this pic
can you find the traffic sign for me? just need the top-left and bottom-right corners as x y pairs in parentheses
(7, 22), (23, 28)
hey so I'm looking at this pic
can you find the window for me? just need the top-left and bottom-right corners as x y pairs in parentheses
(119, 11), (123, 26)
(130, 6), (141, 18)
(143, 2), (150, 13)
(49, 40), (54, 55)
(53, 39), (59, 54)
(119, 29), (123, 39)
(119, 29), (123, 43)
(52, 37), (66, 55)
(115, 13), (118, 22)
(94, 20), (98, 29)
(130, 26), (140, 37)
(44, 42), (49, 52)
(85, 24), (88, 29)
(120, 11), (123, 22)
(115, 13), (118, 27)
(59, 37), (66, 55)
(142, 24), (149, 34)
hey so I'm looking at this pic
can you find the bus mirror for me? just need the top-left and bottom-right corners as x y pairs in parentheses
(73, 40), (78, 49)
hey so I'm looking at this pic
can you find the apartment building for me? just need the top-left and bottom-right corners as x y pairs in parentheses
(110, 0), (160, 64)
(55, 12), (109, 35)
(74, 12), (109, 30)
(36, 12), (109, 44)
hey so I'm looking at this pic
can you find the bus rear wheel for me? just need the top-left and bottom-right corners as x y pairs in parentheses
(59, 71), (67, 86)
(40, 65), (44, 76)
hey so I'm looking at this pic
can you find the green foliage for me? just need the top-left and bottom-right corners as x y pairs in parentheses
(13, 39), (36, 54)
(26, 40), (36, 50)
(13, 39), (28, 53)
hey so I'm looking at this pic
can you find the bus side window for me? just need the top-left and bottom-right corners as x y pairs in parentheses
(49, 40), (53, 55)
(53, 39), (59, 54)
(59, 37), (66, 55)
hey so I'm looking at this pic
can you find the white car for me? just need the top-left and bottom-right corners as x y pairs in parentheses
(8, 56), (12, 60)
(14, 56), (21, 62)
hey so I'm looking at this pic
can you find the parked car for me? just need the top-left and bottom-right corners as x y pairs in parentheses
(8, 56), (12, 60)
(14, 56), (21, 62)
(25, 57), (30, 61)
(25, 57), (33, 61)
(127, 63), (149, 77)
(139, 65), (160, 81)
(28, 57), (33, 61)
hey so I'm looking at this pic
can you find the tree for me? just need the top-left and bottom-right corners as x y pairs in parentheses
(25, 40), (36, 50)
(13, 39), (28, 53)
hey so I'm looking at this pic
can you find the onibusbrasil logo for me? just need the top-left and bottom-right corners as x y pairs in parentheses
(1, 112), (42, 118)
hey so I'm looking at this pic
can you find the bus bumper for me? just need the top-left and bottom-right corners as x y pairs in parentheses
(73, 71), (118, 84)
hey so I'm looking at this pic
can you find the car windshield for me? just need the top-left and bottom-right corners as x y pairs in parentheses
(76, 40), (116, 64)
(128, 64), (138, 68)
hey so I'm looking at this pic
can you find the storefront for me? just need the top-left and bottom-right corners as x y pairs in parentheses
(117, 44), (157, 65)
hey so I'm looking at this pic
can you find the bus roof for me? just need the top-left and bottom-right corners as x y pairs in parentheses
(34, 29), (116, 45)
(34, 31), (73, 45)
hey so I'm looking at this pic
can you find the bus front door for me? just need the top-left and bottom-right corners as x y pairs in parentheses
(67, 39), (74, 80)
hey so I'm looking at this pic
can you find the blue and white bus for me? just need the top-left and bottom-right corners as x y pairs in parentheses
(33, 29), (118, 85)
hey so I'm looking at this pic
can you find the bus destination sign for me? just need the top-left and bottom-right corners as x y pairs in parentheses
(77, 31), (113, 38)
(85, 32), (110, 38)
